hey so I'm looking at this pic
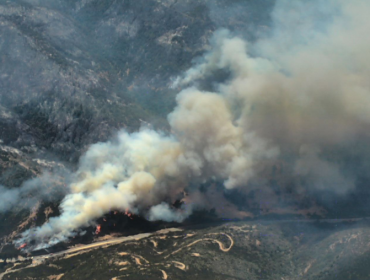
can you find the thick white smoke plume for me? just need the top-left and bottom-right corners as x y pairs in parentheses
(14, 0), (370, 249)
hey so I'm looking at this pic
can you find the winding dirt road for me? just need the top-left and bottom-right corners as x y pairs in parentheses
(0, 228), (182, 280)
(1, 218), (368, 279)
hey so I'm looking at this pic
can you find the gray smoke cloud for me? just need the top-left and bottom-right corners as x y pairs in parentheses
(148, 202), (193, 223)
(14, 0), (370, 249)
(0, 172), (68, 213)
(0, 186), (23, 213)
(294, 145), (354, 195)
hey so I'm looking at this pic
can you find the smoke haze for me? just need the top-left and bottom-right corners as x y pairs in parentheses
(11, 0), (370, 249)
(0, 172), (68, 213)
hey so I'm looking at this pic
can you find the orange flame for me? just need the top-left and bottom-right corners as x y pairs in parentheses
(95, 225), (101, 235)
(125, 208), (133, 219)
(18, 243), (27, 250)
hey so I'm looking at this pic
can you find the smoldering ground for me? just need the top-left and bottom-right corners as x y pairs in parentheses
(7, 0), (370, 250)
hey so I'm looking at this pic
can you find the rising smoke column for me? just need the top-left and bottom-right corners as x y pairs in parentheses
(15, 91), (277, 249)
(14, 0), (370, 249)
